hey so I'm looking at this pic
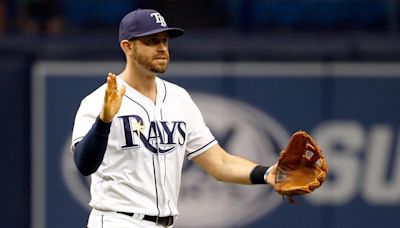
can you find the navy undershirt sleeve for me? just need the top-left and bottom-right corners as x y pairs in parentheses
(73, 117), (111, 176)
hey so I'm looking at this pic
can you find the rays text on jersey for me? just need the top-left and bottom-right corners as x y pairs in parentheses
(118, 115), (186, 154)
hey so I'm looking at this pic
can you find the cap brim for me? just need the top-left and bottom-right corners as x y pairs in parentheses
(134, 27), (185, 39)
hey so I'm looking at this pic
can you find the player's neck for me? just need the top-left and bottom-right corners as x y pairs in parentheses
(120, 68), (157, 103)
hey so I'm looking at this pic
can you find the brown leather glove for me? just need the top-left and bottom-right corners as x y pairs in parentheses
(267, 130), (328, 203)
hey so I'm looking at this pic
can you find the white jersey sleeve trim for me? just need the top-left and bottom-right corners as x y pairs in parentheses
(186, 139), (218, 160)
(70, 136), (84, 153)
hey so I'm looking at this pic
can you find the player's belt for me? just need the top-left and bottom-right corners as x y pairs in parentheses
(117, 211), (174, 226)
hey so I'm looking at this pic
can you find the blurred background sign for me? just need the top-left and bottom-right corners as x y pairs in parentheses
(30, 61), (400, 228)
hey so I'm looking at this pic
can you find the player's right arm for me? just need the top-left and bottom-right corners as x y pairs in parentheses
(73, 73), (125, 176)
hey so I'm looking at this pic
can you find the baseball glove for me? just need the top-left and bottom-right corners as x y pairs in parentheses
(267, 130), (328, 203)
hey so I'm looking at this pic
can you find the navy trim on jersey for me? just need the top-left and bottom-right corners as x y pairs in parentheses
(164, 155), (173, 216)
(186, 139), (217, 157)
(160, 108), (164, 121)
(152, 155), (161, 217)
(160, 79), (167, 120)
(161, 80), (167, 103)
(123, 94), (151, 122)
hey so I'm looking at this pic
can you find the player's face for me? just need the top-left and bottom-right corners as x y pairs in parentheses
(132, 32), (170, 74)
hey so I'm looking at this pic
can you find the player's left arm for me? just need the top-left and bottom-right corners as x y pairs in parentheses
(192, 144), (271, 185)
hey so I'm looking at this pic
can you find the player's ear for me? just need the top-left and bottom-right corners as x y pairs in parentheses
(120, 40), (134, 55)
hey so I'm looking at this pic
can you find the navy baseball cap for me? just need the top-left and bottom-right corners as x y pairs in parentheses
(119, 9), (184, 42)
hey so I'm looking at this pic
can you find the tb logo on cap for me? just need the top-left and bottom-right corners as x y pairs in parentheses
(150, 13), (167, 27)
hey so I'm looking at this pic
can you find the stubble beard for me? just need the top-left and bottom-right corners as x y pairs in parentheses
(134, 50), (169, 74)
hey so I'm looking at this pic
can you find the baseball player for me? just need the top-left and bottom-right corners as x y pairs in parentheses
(71, 9), (275, 228)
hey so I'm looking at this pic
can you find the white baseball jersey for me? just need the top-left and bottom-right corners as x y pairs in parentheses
(70, 76), (217, 217)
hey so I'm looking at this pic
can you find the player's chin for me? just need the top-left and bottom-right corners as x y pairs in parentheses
(150, 66), (168, 74)
(152, 62), (168, 73)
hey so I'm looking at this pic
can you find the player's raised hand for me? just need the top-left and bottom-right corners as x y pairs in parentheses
(100, 73), (126, 123)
